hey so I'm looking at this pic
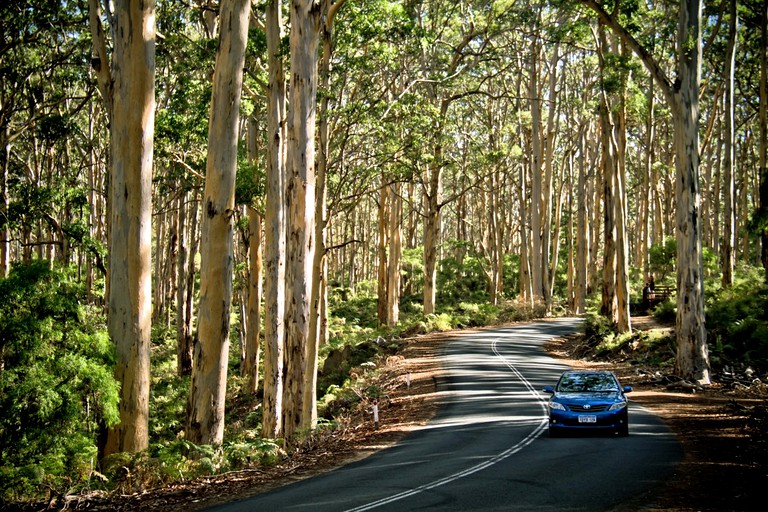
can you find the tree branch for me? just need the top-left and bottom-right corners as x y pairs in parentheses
(577, 0), (674, 106)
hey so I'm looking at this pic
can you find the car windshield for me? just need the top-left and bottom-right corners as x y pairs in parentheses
(557, 373), (619, 393)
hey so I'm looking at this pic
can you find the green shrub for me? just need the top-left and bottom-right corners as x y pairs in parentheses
(0, 261), (118, 500)
(652, 299), (676, 323)
(706, 277), (768, 368)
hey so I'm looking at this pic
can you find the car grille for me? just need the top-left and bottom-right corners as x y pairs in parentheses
(569, 404), (609, 412)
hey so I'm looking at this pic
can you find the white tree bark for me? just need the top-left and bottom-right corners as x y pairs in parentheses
(722, 0), (737, 287)
(187, 0), (251, 446)
(283, 0), (321, 440)
(262, 0), (287, 440)
(574, 124), (589, 314)
(104, 0), (155, 454)
(580, 0), (710, 383)
(387, 183), (402, 327)
(529, 35), (544, 301)
(672, 0), (709, 385)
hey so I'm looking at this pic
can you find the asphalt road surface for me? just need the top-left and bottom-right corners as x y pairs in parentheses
(208, 318), (681, 511)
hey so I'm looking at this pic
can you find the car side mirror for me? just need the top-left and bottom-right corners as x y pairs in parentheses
(623, 386), (633, 393)
(543, 385), (554, 394)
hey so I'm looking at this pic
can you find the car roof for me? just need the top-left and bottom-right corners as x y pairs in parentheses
(561, 370), (614, 375)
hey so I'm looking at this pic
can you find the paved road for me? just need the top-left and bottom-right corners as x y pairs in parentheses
(208, 318), (681, 511)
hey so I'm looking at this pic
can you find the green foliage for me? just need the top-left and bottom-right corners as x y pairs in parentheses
(706, 273), (768, 368)
(649, 236), (676, 281)
(148, 326), (188, 444)
(0, 261), (118, 500)
(584, 312), (617, 345)
(437, 241), (491, 302)
(652, 299), (677, 323)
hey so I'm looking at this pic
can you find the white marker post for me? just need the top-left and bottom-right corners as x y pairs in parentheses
(373, 399), (379, 430)
(406, 371), (411, 390)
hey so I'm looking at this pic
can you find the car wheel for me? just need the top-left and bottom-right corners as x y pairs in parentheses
(548, 427), (561, 438)
(618, 425), (629, 437)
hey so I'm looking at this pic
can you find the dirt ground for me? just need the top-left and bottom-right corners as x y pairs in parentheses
(26, 319), (768, 511)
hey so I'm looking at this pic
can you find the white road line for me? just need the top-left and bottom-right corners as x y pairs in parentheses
(343, 335), (547, 512)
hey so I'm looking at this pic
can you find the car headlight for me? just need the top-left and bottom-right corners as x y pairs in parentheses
(548, 401), (566, 411)
(608, 401), (627, 411)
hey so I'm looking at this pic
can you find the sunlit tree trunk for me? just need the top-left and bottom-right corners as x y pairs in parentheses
(529, 35), (544, 301)
(759, 0), (768, 276)
(671, 0), (709, 385)
(377, 182), (389, 324)
(423, 157), (442, 315)
(543, 44), (561, 312)
(641, 75), (655, 273)
(612, 41), (632, 334)
(1, 127), (9, 278)
(614, 78), (631, 333)
(574, 124), (588, 314)
(262, 0), (287, 440)
(597, 26), (617, 321)
(187, 0), (251, 446)
(243, 205), (263, 395)
(305, 2), (344, 427)
(103, 0), (155, 455)
(242, 112), (264, 395)
(283, 0), (322, 440)
(176, 187), (194, 376)
(722, 0), (737, 288)
(387, 183), (402, 327)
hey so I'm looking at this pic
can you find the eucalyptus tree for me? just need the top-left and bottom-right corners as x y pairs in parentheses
(721, 0), (738, 287)
(594, 23), (631, 332)
(758, 0), (768, 275)
(187, 0), (251, 447)
(580, 0), (711, 384)
(282, 0), (321, 441)
(261, 0), (287, 440)
(303, 0), (350, 431)
(88, 0), (156, 454)
(282, 0), (349, 440)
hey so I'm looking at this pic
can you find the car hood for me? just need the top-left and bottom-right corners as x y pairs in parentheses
(553, 391), (624, 402)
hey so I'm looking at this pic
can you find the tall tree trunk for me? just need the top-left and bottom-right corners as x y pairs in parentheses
(722, 0), (737, 288)
(242, 115), (263, 396)
(423, 157), (442, 316)
(597, 26), (617, 321)
(104, 0), (155, 455)
(187, 0), (251, 446)
(262, 0), (287, 440)
(243, 207), (263, 395)
(529, 36), (544, 301)
(305, 2), (344, 427)
(176, 188), (193, 376)
(759, 0), (768, 276)
(672, 0), (710, 384)
(283, 0), (321, 440)
(613, 42), (632, 333)
(574, 124), (588, 314)
(377, 182), (390, 325)
(580, 0), (711, 384)
(543, 44), (561, 312)
(0, 127), (9, 278)
(387, 183), (402, 327)
(642, 75), (655, 274)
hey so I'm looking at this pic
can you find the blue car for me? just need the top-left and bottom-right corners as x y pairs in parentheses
(543, 370), (632, 437)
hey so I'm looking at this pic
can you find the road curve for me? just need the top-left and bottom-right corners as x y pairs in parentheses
(207, 318), (681, 511)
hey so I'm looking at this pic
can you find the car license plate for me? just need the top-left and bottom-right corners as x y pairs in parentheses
(578, 415), (597, 423)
